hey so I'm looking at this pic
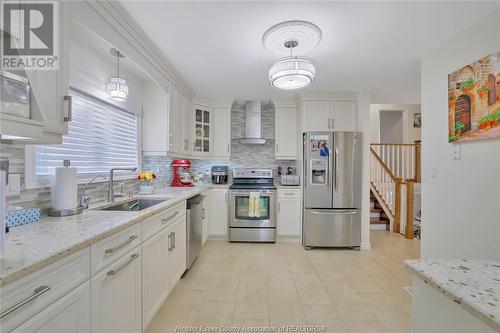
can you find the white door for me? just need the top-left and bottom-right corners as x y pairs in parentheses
(277, 198), (302, 236)
(331, 101), (357, 131)
(301, 101), (330, 132)
(91, 248), (142, 333)
(202, 191), (211, 245)
(275, 107), (298, 159)
(12, 282), (90, 333)
(167, 216), (187, 290)
(212, 108), (231, 159)
(142, 228), (170, 330)
(210, 189), (228, 237)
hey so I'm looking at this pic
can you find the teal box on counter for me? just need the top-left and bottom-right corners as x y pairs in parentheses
(5, 208), (41, 228)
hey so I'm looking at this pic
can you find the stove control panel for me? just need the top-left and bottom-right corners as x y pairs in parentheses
(233, 169), (273, 179)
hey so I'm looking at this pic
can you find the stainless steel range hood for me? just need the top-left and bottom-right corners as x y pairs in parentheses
(238, 101), (268, 144)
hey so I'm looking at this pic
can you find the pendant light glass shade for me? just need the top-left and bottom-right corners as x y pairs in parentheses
(108, 48), (129, 102)
(268, 56), (315, 90)
(108, 76), (129, 102)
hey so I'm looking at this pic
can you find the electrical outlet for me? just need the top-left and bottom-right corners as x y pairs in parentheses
(452, 144), (461, 160)
(6, 174), (20, 196)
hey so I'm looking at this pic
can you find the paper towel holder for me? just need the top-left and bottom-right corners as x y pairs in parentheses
(48, 160), (83, 217)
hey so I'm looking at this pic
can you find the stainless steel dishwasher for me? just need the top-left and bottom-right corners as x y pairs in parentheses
(186, 194), (204, 269)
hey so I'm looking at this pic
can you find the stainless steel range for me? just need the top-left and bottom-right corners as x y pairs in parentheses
(228, 169), (276, 242)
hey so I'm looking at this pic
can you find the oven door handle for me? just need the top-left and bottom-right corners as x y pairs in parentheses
(230, 190), (275, 195)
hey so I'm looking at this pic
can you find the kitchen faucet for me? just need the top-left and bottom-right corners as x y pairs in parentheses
(108, 167), (138, 203)
(79, 174), (107, 209)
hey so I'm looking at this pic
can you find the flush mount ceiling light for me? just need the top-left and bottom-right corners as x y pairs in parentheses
(262, 20), (322, 56)
(108, 48), (129, 102)
(268, 40), (316, 90)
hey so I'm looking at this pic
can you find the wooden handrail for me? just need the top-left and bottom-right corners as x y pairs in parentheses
(370, 147), (396, 180)
(370, 143), (417, 147)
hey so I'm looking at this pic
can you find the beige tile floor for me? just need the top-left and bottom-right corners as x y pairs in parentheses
(147, 230), (420, 333)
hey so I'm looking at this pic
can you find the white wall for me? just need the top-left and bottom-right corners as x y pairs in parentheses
(370, 104), (421, 144)
(421, 9), (500, 260)
(380, 111), (403, 143)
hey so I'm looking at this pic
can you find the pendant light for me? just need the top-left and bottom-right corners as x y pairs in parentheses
(268, 40), (316, 90)
(108, 48), (129, 102)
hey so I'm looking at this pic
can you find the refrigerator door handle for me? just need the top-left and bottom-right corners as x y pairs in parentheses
(335, 147), (339, 192)
(310, 210), (357, 215)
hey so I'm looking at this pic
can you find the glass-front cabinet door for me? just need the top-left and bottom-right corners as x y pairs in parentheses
(192, 106), (211, 154)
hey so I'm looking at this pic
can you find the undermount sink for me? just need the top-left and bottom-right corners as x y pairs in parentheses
(98, 198), (170, 211)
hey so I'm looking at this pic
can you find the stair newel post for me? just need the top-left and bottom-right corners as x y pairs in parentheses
(394, 177), (402, 233)
(414, 140), (421, 183)
(405, 180), (415, 239)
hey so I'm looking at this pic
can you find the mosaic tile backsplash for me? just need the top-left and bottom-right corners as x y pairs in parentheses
(2, 102), (296, 209)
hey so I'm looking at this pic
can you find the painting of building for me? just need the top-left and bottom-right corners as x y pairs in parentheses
(448, 52), (500, 143)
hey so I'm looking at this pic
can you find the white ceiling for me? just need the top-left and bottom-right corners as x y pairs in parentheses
(121, 1), (499, 104)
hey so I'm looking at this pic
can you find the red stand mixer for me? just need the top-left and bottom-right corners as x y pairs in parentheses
(171, 160), (194, 187)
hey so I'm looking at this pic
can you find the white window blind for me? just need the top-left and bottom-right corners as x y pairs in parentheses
(36, 89), (138, 178)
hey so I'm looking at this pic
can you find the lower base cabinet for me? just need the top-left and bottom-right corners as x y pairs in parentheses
(210, 188), (228, 237)
(90, 247), (142, 333)
(277, 189), (302, 236)
(167, 215), (187, 289)
(142, 228), (171, 331)
(201, 190), (210, 245)
(12, 281), (90, 333)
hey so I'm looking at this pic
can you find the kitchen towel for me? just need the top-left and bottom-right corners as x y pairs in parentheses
(51, 166), (78, 211)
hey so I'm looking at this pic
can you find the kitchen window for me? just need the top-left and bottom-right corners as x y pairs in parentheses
(33, 88), (139, 181)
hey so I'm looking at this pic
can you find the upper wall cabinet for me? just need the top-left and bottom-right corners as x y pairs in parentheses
(191, 105), (212, 156)
(0, 0), (70, 143)
(300, 100), (357, 132)
(169, 83), (191, 157)
(142, 81), (168, 155)
(212, 107), (231, 160)
(275, 107), (298, 160)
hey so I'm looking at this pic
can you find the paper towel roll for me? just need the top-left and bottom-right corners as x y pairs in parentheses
(51, 166), (77, 211)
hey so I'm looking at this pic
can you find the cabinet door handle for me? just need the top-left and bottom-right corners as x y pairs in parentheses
(105, 235), (138, 254)
(0, 285), (51, 319)
(276, 144), (279, 153)
(107, 253), (139, 276)
(172, 232), (176, 249)
(278, 202), (280, 212)
(168, 233), (173, 251)
(201, 208), (205, 219)
(224, 192), (228, 203)
(63, 95), (72, 122)
(161, 211), (179, 225)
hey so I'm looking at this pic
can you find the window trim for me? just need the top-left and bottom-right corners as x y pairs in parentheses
(25, 90), (142, 190)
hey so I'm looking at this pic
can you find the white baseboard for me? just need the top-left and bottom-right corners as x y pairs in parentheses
(370, 224), (387, 230)
(360, 242), (372, 250)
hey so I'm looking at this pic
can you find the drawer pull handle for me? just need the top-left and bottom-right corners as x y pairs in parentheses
(105, 235), (138, 254)
(0, 285), (51, 319)
(284, 193), (295, 196)
(168, 233), (173, 251)
(107, 253), (139, 276)
(63, 95), (72, 122)
(161, 211), (179, 225)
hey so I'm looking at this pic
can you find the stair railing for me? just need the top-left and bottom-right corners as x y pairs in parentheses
(370, 140), (421, 182)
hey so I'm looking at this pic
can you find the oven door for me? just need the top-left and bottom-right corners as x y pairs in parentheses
(229, 190), (276, 228)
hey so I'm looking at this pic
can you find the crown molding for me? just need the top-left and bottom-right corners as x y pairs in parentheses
(298, 91), (360, 102)
(84, 1), (195, 99)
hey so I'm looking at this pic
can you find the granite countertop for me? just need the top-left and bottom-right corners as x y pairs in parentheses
(0, 184), (214, 287)
(405, 259), (500, 331)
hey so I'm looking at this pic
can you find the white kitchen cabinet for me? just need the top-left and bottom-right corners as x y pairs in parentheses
(90, 248), (142, 333)
(182, 97), (192, 155)
(277, 189), (302, 236)
(201, 190), (211, 245)
(142, 227), (171, 331)
(192, 105), (213, 155)
(12, 281), (90, 333)
(212, 107), (231, 159)
(275, 107), (298, 159)
(300, 100), (357, 132)
(142, 80), (169, 154)
(0, 0), (71, 143)
(167, 215), (187, 290)
(210, 188), (228, 237)
(331, 101), (357, 131)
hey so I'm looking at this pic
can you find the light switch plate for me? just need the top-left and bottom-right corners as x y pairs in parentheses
(431, 167), (439, 178)
(452, 144), (461, 160)
(6, 174), (20, 196)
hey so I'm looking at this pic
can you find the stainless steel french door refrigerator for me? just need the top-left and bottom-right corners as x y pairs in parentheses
(302, 131), (362, 248)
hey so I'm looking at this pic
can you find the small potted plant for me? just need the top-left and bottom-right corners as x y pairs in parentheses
(454, 121), (465, 136)
(478, 115), (492, 130)
(460, 78), (475, 92)
(492, 109), (500, 127)
(478, 85), (490, 98)
(448, 134), (458, 143)
(138, 171), (157, 194)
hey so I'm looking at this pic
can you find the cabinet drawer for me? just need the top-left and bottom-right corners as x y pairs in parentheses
(278, 189), (301, 199)
(142, 201), (186, 241)
(0, 248), (90, 332)
(91, 224), (141, 275)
